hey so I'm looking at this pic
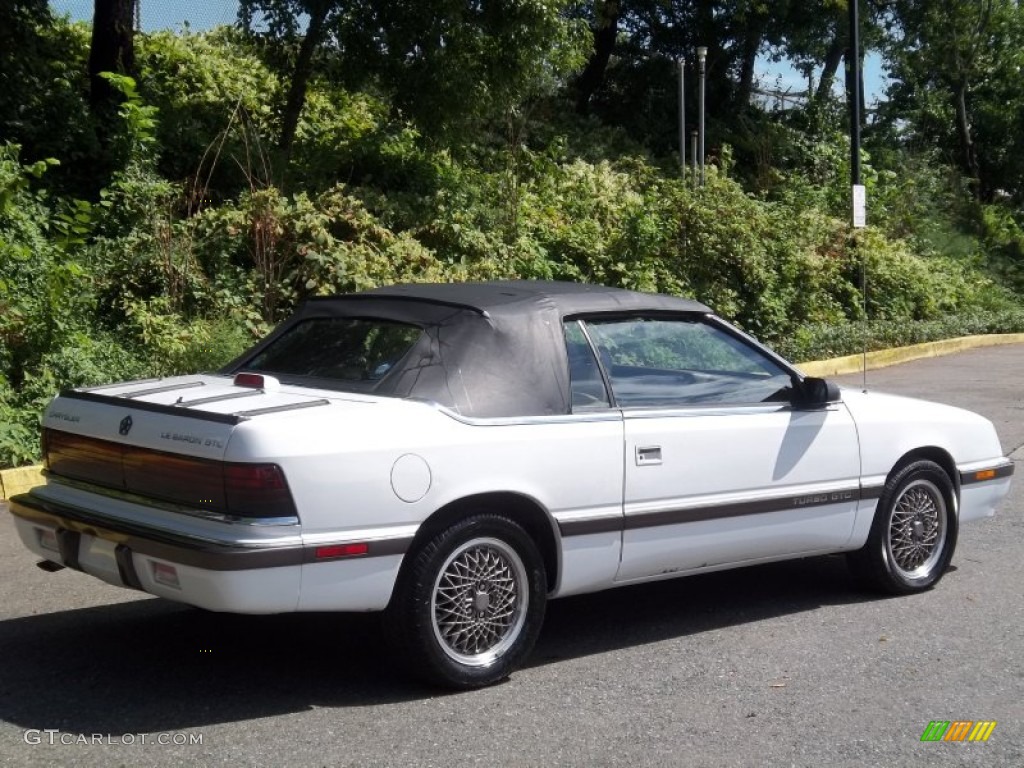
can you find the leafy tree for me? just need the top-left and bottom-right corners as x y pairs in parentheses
(883, 0), (1024, 200)
(239, 0), (587, 170)
(0, 3), (98, 197)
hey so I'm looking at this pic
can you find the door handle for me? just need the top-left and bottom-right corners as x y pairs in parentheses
(636, 446), (663, 466)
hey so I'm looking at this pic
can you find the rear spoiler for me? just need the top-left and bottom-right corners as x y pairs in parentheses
(59, 389), (330, 424)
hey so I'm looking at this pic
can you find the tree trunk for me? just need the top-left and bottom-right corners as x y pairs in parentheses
(953, 80), (981, 195)
(814, 34), (845, 104)
(88, 0), (135, 107)
(277, 3), (329, 167)
(575, 1), (621, 115)
(736, 24), (764, 109)
(843, 44), (864, 123)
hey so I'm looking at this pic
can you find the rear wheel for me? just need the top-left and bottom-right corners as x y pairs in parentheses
(847, 460), (957, 594)
(385, 514), (547, 688)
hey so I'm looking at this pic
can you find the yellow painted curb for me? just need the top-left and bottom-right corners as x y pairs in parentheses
(797, 333), (1024, 378)
(0, 465), (44, 501)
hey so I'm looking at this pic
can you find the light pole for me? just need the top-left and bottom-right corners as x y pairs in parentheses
(697, 46), (707, 187)
(690, 131), (698, 188)
(678, 59), (686, 177)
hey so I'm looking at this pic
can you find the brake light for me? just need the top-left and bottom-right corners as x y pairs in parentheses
(233, 372), (280, 391)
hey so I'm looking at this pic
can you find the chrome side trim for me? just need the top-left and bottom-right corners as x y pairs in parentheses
(622, 404), (799, 419)
(175, 389), (263, 407)
(423, 401), (623, 426)
(553, 505), (624, 537)
(120, 381), (207, 398)
(235, 399), (331, 417)
(80, 378), (162, 392)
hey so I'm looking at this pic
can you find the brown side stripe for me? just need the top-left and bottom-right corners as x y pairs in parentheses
(559, 484), (881, 537)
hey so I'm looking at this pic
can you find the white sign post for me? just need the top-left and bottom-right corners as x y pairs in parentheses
(852, 184), (866, 229)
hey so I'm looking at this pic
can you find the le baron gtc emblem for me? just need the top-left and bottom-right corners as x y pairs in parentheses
(118, 415), (133, 436)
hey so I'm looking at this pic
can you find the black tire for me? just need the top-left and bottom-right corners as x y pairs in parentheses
(384, 514), (547, 689)
(847, 459), (958, 594)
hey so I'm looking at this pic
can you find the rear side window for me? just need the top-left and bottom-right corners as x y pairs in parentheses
(564, 321), (611, 409)
(243, 318), (422, 385)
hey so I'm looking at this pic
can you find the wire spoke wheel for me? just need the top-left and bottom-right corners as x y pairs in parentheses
(431, 537), (529, 667)
(847, 460), (957, 594)
(386, 514), (546, 687)
(885, 478), (947, 579)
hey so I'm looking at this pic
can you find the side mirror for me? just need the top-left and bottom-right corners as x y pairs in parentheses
(793, 376), (841, 408)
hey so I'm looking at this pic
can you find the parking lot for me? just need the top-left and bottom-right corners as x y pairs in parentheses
(1, 345), (1022, 767)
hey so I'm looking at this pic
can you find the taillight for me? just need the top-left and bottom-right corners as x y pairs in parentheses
(45, 428), (123, 488)
(43, 429), (297, 520)
(123, 449), (225, 511)
(224, 463), (296, 519)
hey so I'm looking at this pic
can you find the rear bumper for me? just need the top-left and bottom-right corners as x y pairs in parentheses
(8, 491), (410, 614)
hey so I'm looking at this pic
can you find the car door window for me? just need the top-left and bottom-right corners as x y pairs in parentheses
(582, 317), (793, 407)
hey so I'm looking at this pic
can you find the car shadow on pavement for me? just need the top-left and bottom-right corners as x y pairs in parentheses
(531, 554), (885, 668)
(0, 554), (882, 733)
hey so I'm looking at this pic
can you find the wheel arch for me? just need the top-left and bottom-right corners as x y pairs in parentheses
(886, 446), (960, 510)
(402, 492), (561, 594)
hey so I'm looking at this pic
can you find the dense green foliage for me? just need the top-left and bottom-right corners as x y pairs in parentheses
(2, 3), (1024, 467)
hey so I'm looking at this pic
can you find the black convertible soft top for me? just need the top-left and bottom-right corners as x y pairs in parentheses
(358, 280), (709, 316)
(229, 281), (712, 418)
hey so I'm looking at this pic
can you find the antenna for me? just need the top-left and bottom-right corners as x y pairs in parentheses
(848, 0), (867, 392)
(860, 235), (868, 392)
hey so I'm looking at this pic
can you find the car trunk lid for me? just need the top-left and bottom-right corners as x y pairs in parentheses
(39, 374), (335, 518)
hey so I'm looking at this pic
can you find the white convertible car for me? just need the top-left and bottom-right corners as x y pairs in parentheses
(8, 281), (1014, 687)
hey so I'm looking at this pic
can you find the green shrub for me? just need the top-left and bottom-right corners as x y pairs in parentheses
(778, 309), (1024, 362)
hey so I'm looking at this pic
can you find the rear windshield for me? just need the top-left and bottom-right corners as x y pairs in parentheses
(242, 318), (423, 387)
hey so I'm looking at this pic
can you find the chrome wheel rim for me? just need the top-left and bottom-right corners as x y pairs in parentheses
(431, 537), (528, 667)
(886, 479), (947, 580)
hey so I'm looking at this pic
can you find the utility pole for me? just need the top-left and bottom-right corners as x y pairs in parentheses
(849, 0), (865, 228)
(849, 0), (868, 390)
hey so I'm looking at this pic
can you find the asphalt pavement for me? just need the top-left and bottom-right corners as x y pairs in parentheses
(0, 345), (1021, 767)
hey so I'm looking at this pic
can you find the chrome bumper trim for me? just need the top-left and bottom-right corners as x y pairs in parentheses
(8, 494), (412, 571)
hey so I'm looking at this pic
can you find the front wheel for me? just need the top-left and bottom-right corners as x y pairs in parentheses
(385, 514), (547, 688)
(847, 460), (958, 594)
